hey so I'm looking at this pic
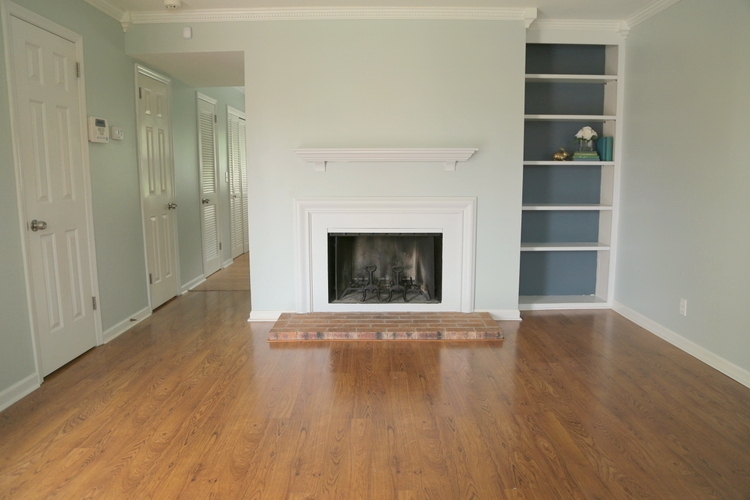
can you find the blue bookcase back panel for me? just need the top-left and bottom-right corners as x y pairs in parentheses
(525, 82), (605, 115)
(525, 44), (606, 75)
(523, 164), (602, 205)
(519, 251), (598, 296)
(521, 211), (601, 243)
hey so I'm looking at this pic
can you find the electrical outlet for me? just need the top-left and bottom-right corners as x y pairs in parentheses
(679, 298), (687, 317)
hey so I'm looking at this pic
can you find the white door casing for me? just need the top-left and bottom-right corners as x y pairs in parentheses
(197, 93), (221, 276)
(136, 66), (178, 309)
(5, 4), (102, 377)
(227, 106), (246, 259)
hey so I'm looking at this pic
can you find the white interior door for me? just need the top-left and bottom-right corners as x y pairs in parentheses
(10, 15), (99, 375)
(197, 93), (221, 276)
(136, 68), (178, 309)
(227, 107), (245, 259)
(239, 116), (249, 253)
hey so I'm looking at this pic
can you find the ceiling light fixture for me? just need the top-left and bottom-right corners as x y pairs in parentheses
(164, 0), (182, 10)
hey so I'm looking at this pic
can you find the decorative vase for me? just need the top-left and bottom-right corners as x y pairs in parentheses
(578, 140), (595, 152)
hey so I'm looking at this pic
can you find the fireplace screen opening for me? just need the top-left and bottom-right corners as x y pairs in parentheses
(328, 233), (442, 304)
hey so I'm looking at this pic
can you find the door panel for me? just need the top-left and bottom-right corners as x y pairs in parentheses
(227, 109), (244, 259)
(197, 95), (221, 276)
(239, 117), (249, 253)
(137, 70), (177, 308)
(11, 16), (98, 375)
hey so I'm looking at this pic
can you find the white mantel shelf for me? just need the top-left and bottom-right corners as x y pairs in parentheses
(293, 148), (479, 172)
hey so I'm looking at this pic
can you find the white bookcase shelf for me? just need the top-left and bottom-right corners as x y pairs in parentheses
(526, 74), (618, 84)
(522, 204), (612, 211)
(523, 160), (615, 166)
(519, 295), (609, 310)
(524, 114), (616, 121)
(519, 42), (623, 311)
(521, 242), (610, 252)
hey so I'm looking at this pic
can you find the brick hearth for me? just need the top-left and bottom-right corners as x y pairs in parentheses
(268, 312), (503, 341)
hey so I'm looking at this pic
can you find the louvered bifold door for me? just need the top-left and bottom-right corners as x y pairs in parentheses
(197, 95), (221, 277)
(239, 117), (249, 253)
(228, 112), (244, 259)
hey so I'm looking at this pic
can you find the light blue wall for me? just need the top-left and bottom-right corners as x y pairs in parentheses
(126, 20), (527, 313)
(0, 0), (147, 397)
(617, 0), (750, 373)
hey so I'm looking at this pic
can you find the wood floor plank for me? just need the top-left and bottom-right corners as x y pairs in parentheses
(1, 288), (749, 499)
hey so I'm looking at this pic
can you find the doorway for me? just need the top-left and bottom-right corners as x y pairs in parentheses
(135, 65), (179, 309)
(5, 4), (102, 376)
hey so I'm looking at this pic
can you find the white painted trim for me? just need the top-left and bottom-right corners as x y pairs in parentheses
(248, 310), (285, 322)
(2, 1), (104, 374)
(293, 148), (478, 172)
(477, 309), (522, 321)
(181, 274), (206, 294)
(294, 197), (477, 314)
(528, 19), (623, 32)
(612, 302), (750, 389)
(137, 64), (171, 85)
(0, 373), (40, 413)
(126, 7), (532, 24)
(223, 258), (234, 268)
(197, 91), (217, 106)
(102, 306), (151, 344)
(626, 0), (682, 29)
(227, 105), (245, 120)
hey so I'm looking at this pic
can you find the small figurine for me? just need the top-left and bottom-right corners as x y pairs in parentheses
(552, 148), (571, 161)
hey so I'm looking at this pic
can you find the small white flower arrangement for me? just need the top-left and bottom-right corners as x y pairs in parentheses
(575, 126), (598, 142)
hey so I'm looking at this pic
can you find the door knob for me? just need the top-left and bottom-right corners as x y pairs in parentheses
(30, 219), (48, 231)
(202, 198), (211, 204)
(167, 203), (178, 210)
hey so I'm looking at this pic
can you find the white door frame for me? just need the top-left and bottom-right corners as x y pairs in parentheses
(1, 0), (103, 383)
(134, 64), (181, 309)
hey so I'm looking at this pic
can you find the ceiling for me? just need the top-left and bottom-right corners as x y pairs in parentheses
(113, 0), (674, 88)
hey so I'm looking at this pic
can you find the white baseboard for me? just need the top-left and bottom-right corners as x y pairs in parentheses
(102, 306), (151, 344)
(477, 309), (522, 321)
(223, 258), (234, 268)
(181, 274), (206, 294)
(0, 373), (40, 413)
(612, 301), (750, 389)
(248, 310), (286, 322)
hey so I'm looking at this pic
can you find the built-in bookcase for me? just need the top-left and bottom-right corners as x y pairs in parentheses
(519, 43), (621, 310)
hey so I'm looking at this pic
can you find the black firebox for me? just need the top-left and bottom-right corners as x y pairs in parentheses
(328, 233), (442, 304)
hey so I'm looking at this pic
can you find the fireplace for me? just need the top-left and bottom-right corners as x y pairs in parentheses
(294, 197), (477, 313)
(328, 232), (443, 304)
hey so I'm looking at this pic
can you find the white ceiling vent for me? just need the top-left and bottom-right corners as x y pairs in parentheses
(164, 0), (182, 10)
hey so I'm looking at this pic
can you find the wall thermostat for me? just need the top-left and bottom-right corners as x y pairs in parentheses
(87, 116), (109, 143)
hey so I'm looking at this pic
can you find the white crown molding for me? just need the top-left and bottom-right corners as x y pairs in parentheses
(293, 147), (478, 172)
(528, 18), (631, 39)
(126, 6), (530, 24)
(528, 18), (623, 32)
(626, 0), (682, 29)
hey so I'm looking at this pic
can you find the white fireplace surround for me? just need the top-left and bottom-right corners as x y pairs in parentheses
(294, 197), (477, 313)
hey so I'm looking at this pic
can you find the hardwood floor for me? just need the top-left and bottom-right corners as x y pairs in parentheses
(1, 291), (748, 499)
(191, 252), (250, 291)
